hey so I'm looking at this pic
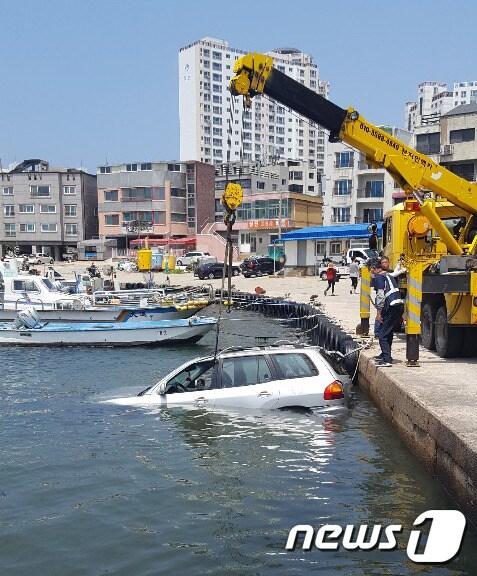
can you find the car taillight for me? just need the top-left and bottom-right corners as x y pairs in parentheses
(323, 380), (344, 400)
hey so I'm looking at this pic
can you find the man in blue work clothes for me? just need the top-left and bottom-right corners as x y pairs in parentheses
(369, 259), (404, 367)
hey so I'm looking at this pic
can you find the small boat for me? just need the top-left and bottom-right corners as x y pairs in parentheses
(0, 302), (206, 323)
(0, 308), (217, 346)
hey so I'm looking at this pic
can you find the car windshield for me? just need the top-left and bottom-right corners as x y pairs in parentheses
(163, 360), (215, 394)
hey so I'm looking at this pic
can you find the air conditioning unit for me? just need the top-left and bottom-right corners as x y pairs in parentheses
(440, 144), (454, 156)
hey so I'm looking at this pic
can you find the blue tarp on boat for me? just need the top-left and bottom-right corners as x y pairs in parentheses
(279, 222), (383, 242)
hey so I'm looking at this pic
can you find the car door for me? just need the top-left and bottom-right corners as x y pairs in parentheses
(213, 354), (280, 409)
(269, 352), (328, 409)
(162, 360), (218, 409)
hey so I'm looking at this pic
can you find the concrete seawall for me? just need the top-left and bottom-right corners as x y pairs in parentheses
(358, 350), (477, 522)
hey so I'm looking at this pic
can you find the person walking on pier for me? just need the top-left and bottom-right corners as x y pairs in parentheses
(324, 262), (337, 296)
(349, 258), (359, 294)
(369, 259), (404, 367)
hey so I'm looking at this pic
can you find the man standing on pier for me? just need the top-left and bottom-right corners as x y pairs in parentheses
(369, 259), (404, 367)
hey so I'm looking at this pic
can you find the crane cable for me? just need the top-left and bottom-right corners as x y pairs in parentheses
(213, 94), (244, 360)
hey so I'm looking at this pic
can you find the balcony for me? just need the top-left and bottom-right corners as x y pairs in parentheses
(356, 188), (384, 201)
(330, 215), (351, 223)
(358, 162), (382, 171)
(334, 162), (354, 169)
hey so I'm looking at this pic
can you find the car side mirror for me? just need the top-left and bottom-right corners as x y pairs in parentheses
(158, 382), (167, 395)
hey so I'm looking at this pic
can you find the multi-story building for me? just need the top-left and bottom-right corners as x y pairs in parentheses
(213, 160), (323, 254)
(437, 103), (477, 182)
(405, 80), (477, 131)
(179, 37), (329, 173)
(323, 127), (412, 226)
(0, 159), (97, 259)
(97, 160), (215, 248)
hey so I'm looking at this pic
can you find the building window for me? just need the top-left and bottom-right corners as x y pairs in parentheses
(99, 166), (111, 174)
(330, 241), (342, 255)
(171, 213), (186, 223)
(30, 185), (50, 197)
(212, 51), (222, 60)
(2, 186), (13, 195)
(65, 204), (77, 217)
(256, 181), (265, 190)
(19, 223), (35, 233)
(40, 204), (57, 213)
(449, 128), (475, 144)
(65, 223), (78, 236)
(364, 180), (384, 197)
(64, 186), (76, 195)
(447, 163), (475, 181)
(333, 207), (351, 223)
(104, 190), (119, 201)
(171, 188), (187, 197)
(19, 204), (34, 213)
(126, 163), (138, 172)
(4, 205), (15, 217)
(41, 223), (57, 233)
(167, 163), (181, 172)
(315, 241), (326, 256)
(362, 208), (383, 222)
(4, 223), (16, 237)
(105, 214), (120, 226)
(334, 179), (352, 195)
(335, 151), (354, 168)
(415, 132), (440, 155)
(140, 162), (152, 171)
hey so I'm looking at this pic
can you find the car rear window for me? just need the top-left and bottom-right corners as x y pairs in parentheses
(221, 355), (272, 388)
(272, 353), (319, 379)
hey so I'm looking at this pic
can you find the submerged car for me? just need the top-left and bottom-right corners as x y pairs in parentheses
(108, 345), (348, 410)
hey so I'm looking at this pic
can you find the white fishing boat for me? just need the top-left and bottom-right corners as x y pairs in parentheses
(0, 263), (211, 323)
(0, 308), (217, 346)
(0, 302), (205, 323)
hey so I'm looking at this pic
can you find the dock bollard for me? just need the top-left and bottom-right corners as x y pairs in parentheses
(358, 265), (371, 336)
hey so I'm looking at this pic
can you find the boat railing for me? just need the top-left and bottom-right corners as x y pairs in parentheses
(15, 297), (45, 311)
(91, 287), (212, 308)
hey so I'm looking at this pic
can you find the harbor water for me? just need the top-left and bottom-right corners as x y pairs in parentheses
(1, 308), (476, 575)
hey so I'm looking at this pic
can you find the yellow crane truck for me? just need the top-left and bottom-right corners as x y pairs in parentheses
(229, 53), (477, 364)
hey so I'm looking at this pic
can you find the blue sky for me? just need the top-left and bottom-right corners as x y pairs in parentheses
(1, 0), (475, 172)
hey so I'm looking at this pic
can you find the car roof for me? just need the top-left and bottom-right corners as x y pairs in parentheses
(187, 345), (319, 363)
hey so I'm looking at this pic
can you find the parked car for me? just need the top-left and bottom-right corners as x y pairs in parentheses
(197, 261), (241, 279)
(107, 345), (348, 410)
(28, 253), (54, 265)
(240, 256), (283, 278)
(344, 248), (379, 265)
(176, 251), (211, 267)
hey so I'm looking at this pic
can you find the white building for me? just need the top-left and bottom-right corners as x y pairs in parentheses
(405, 80), (477, 132)
(323, 127), (412, 226)
(178, 37), (329, 175)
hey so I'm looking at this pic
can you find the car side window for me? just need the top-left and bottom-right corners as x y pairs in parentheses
(272, 353), (319, 379)
(221, 355), (272, 388)
(163, 360), (216, 394)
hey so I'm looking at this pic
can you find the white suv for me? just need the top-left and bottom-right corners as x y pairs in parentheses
(108, 346), (348, 410)
(28, 253), (54, 265)
(176, 251), (211, 267)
